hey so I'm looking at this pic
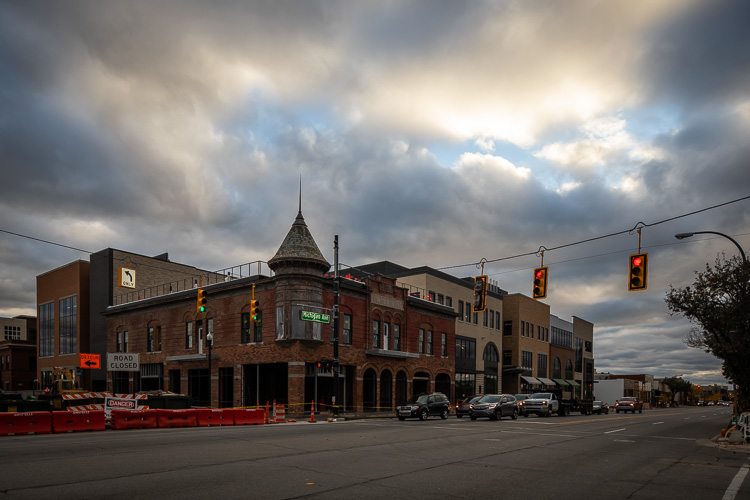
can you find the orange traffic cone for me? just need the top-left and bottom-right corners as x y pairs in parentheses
(308, 400), (316, 423)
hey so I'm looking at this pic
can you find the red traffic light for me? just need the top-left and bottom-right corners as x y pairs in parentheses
(628, 253), (648, 291)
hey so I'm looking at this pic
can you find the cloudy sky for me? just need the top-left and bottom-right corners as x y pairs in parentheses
(1, 0), (749, 385)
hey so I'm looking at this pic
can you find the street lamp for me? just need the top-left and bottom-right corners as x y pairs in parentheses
(675, 231), (747, 262)
(206, 331), (213, 408)
(675, 230), (746, 416)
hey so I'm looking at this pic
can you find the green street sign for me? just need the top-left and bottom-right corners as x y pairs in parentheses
(301, 311), (331, 323)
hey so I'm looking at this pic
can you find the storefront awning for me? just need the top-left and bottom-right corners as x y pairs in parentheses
(537, 377), (555, 386)
(521, 376), (542, 385)
(566, 379), (580, 387)
(553, 378), (570, 387)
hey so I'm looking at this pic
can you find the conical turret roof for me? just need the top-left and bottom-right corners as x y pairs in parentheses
(268, 209), (330, 275)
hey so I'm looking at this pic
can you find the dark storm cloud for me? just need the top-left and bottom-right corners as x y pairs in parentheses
(642, 0), (750, 109)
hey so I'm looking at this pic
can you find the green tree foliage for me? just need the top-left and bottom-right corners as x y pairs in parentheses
(665, 254), (750, 412)
(662, 376), (692, 403)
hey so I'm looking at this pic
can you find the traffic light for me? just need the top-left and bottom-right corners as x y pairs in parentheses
(196, 288), (207, 313)
(473, 275), (488, 312)
(317, 360), (332, 371)
(532, 266), (548, 300)
(628, 253), (648, 291)
(250, 300), (259, 322)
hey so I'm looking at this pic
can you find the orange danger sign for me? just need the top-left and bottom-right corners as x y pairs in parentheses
(80, 353), (100, 369)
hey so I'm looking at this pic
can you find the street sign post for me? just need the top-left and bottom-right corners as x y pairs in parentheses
(80, 353), (101, 369)
(300, 311), (331, 323)
(106, 353), (140, 372)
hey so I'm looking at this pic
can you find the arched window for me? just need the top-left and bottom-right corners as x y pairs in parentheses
(483, 343), (499, 362)
(565, 359), (573, 379)
(553, 357), (562, 378)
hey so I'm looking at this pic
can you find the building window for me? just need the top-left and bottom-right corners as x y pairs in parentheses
(147, 326), (161, 352)
(428, 291), (436, 302)
(521, 350), (533, 369)
(392, 323), (401, 351)
(538, 354), (548, 378)
(473, 312), (478, 325)
(4, 325), (21, 340)
(575, 338), (583, 372)
(455, 372), (476, 400)
(343, 314), (352, 345)
(59, 296), (77, 355)
(503, 350), (512, 366)
(456, 337), (476, 360)
(565, 359), (574, 379)
(503, 320), (512, 336)
(437, 293), (444, 305)
(187, 322), (195, 348)
(465, 305), (471, 323)
(419, 328), (425, 354)
(241, 313), (251, 343)
(483, 310), (488, 327)
(39, 302), (54, 357)
(553, 357), (562, 378)
(275, 305), (285, 339)
(383, 322), (390, 350)
(426, 330), (433, 355)
(458, 300), (464, 321)
(495, 312), (500, 330)
(489, 310), (494, 329)
(372, 320), (380, 349)
(117, 330), (128, 353)
(441, 332), (447, 356)
(446, 296), (452, 308)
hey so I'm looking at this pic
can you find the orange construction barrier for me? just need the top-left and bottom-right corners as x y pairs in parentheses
(234, 408), (265, 425)
(0, 412), (53, 436)
(157, 409), (198, 428)
(197, 408), (234, 427)
(273, 404), (286, 423)
(52, 410), (106, 433)
(265, 402), (270, 424)
(110, 409), (158, 430)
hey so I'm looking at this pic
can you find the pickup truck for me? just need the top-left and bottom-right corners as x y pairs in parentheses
(520, 389), (593, 417)
(614, 397), (643, 413)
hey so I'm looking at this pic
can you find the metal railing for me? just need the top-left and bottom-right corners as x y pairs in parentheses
(112, 261), (272, 306)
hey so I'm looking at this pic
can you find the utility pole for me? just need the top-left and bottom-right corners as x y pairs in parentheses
(333, 235), (340, 417)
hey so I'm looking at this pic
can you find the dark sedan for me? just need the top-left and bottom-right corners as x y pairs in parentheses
(592, 401), (609, 414)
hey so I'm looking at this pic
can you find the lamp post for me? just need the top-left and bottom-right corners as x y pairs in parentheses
(206, 331), (213, 408)
(675, 231), (746, 416)
(675, 231), (746, 263)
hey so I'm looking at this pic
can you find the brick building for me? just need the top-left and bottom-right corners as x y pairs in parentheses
(500, 293), (552, 394)
(103, 208), (456, 415)
(348, 261), (505, 402)
(36, 260), (91, 389)
(0, 315), (37, 391)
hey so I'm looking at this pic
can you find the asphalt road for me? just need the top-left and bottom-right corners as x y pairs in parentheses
(0, 406), (747, 499)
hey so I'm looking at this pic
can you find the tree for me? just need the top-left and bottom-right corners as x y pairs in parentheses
(665, 254), (750, 412)
(662, 376), (692, 404)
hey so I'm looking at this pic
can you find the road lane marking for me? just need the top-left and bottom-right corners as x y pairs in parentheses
(722, 462), (750, 500)
(652, 422), (664, 425)
(605, 428), (626, 434)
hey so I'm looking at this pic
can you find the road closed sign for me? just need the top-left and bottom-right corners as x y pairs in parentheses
(107, 353), (140, 372)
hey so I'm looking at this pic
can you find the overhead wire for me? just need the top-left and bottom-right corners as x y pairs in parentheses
(437, 195), (750, 272)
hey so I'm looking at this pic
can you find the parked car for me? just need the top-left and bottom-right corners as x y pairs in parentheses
(615, 397), (643, 414)
(397, 393), (450, 421)
(592, 401), (609, 414)
(470, 394), (519, 421)
(456, 395), (483, 418)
